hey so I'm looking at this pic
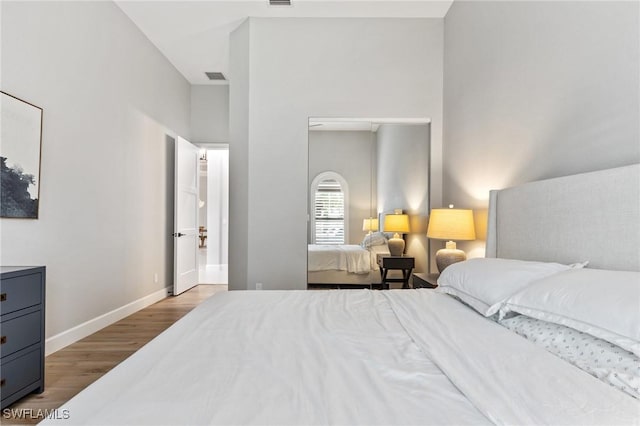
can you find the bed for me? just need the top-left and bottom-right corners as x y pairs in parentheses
(307, 240), (390, 287)
(43, 164), (640, 425)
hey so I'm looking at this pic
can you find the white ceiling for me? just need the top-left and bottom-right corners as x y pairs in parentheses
(115, 0), (454, 85)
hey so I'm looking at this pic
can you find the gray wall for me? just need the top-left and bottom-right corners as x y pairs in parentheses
(0, 2), (191, 338)
(228, 20), (251, 290)
(190, 85), (229, 144)
(376, 124), (430, 273)
(443, 0), (640, 257)
(308, 130), (377, 245)
(229, 17), (444, 290)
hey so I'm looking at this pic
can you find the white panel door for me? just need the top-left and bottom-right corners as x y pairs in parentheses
(173, 137), (200, 295)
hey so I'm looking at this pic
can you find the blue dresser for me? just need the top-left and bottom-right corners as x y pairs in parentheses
(0, 266), (46, 409)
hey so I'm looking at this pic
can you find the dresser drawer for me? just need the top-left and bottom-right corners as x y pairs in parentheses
(0, 348), (41, 402)
(0, 311), (41, 358)
(0, 272), (43, 315)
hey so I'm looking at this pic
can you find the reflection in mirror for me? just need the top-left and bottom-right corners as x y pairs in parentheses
(307, 118), (430, 289)
(310, 171), (350, 245)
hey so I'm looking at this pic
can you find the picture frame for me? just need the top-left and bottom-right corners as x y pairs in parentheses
(1, 91), (43, 219)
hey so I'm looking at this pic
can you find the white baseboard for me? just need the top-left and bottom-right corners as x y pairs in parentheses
(45, 286), (171, 356)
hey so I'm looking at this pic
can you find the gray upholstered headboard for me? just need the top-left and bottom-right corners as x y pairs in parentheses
(486, 164), (640, 271)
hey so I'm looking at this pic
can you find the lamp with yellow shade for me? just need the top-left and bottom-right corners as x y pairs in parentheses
(362, 218), (379, 234)
(427, 206), (476, 272)
(383, 213), (410, 256)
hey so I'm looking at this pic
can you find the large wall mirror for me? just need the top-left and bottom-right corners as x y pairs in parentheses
(307, 118), (431, 289)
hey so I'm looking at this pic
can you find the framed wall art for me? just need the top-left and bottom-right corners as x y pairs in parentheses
(1, 91), (43, 219)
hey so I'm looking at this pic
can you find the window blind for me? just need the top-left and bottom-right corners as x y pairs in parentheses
(314, 179), (345, 245)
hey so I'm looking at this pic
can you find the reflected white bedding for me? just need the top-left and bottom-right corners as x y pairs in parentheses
(307, 244), (378, 274)
(42, 290), (638, 425)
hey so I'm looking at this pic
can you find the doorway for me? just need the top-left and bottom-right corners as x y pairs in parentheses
(198, 145), (229, 284)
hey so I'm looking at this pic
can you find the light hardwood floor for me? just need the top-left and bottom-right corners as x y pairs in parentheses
(3, 285), (224, 425)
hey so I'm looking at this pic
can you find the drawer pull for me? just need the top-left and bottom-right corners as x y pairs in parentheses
(0, 293), (6, 301)
(0, 379), (5, 387)
(0, 336), (5, 344)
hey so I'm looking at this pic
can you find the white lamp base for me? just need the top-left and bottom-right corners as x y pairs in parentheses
(388, 234), (405, 256)
(435, 248), (466, 273)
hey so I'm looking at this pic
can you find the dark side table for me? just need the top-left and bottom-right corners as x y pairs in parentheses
(377, 256), (414, 289)
(412, 272), (439, 289)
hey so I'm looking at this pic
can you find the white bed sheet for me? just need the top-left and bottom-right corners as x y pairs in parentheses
(386, 291), (639, 425)
(42, 290), (639, 425)
(307, 269), (380, 285)
(308, 244), (385, 274)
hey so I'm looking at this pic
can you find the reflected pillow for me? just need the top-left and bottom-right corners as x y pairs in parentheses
(500, 268), (640, 357)
(436, 258), (582, 317)
(361, 232), (387, 248)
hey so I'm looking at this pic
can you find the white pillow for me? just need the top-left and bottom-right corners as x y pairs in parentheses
(361, 232), (387, 248)
(369, 244), (390, 255)
(500, 315), (640, 399)
(436, 258), (580, 317)
(500, 268), (640, 357)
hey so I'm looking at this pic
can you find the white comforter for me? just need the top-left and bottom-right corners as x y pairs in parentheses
(307, 244), (374, 273)
(42, 290), (638, 425)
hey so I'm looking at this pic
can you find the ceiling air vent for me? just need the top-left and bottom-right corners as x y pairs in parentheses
(205, 72), (226, 81)
(269, 0), (291, 5)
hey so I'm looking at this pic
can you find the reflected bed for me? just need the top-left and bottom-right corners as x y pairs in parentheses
(307, 243), (389, 287)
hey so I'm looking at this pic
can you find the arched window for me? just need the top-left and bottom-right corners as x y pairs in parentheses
(310, 172), (349, 245)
